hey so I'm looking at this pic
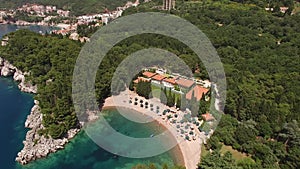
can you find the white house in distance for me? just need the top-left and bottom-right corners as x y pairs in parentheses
(280, 7), (289, 13)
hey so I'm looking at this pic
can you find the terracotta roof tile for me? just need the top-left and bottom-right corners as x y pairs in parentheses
(152, 74), (166, 81)
(133, 77), (149, 83)
(142, 71), (156, 78)
(201, 113), (215, 121)
(186, 85), (209, 101)
(163, 78), (176, 85)
(176, 78), (195, 88)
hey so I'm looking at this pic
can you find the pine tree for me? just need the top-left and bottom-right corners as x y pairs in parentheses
(176, 97), (181, 109)
(136, 81), (152, 99)
(129, 81), (134, 91)
(199, 94), (208, 115)
(160, 87), (167, 104)
(167, 88), (175, 107)
(171, 92), (176, 107)
(190, 91), (199, 117)
(145, 81), (152, 99)
(181, 94), (187, 111)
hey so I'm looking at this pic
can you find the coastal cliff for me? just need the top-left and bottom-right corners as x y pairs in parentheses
(0, 57), (37, 93)
(0, 57), (80, 165)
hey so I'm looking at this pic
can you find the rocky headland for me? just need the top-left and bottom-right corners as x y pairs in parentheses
(0, 57), (37, 93)
(0, 57), (80, 165)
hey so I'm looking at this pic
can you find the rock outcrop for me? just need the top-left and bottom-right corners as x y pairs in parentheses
(0, 57), (37, 93)
(0, 57), (80, 165)
(15, 101), (80, 165)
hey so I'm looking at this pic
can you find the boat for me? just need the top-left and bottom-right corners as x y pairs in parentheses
(150, 134), (154, 137)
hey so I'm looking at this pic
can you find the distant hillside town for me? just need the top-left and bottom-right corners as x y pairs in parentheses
(0, 0), (142, 42)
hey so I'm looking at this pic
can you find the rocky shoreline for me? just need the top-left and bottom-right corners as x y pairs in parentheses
(0, 57), (80, 165)
(0, 57), (37, 93)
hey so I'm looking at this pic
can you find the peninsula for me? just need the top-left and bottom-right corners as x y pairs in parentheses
(0, 57), (80, 165)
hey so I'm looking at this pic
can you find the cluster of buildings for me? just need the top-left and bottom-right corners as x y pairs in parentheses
(56, 0), (140, 41)
(131, 67), (216, 137)
(77, 0), (140, 25)
(0, 4), (70, 25)
(51, 0), (141, 38)
(0, 10), (15, 24)
(1, 0), (176, 39)
(17, 4), (70, 17)
(133, 68), (211, 102)
(76, 11), (123, 26)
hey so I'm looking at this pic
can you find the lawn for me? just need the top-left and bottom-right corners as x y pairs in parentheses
(220, 144), (252, 161)
(151, 84), (182, 101)
(201, 144), (253, 162)
(293, 2), (300, 14)
(201, 145), (209, 158)
(151, 85), (162, 98)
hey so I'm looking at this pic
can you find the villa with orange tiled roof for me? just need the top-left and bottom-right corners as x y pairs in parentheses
(186, 85), (209, 101)
(175, 78), (195, 92)
(142, 71), (156, 78)
(133, 68), (211, 104)
(151, 74), (166, 85)
(133, 77), (150, 84)
(201, 113), (215, 121)
(162, 78), (177, 88)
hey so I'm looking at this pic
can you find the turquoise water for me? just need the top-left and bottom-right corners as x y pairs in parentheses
(0, 25), (52, 169)
(0, 25), (180, 169)
(0, 77), (179, 169)
(0, 77), (34, 169)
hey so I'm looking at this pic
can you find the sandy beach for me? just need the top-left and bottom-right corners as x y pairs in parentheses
(102, 90), (203, 169)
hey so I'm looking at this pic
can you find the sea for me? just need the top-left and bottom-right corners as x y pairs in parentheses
(0, 25), (178, 169)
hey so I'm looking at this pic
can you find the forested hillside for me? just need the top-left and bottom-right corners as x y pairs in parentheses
(124, 0), (300, 168)
(0, 0), (129, 15)
(0, 0), (299, 168)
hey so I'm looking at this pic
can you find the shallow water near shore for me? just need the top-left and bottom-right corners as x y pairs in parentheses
(0, 77), (34, 169)
(0, 77), (181, 169)
(0, 25), (182, 169)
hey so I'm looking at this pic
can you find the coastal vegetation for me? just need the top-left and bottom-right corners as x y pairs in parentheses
(0, 30), (81, 139)
(76, 23), (100, 37)
(123, 0), (300, 168)
(136, 81), (153, 99)
(0, 0), (299, 168)
(14, 11), (44, 23)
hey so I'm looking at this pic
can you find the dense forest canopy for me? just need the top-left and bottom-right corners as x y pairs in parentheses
(124, 0), (300, 168)
(0, 0), (299, 168)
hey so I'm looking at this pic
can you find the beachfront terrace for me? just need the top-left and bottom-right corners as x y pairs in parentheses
(119, 90), (206, 142)
(103, 89), (209, 169)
